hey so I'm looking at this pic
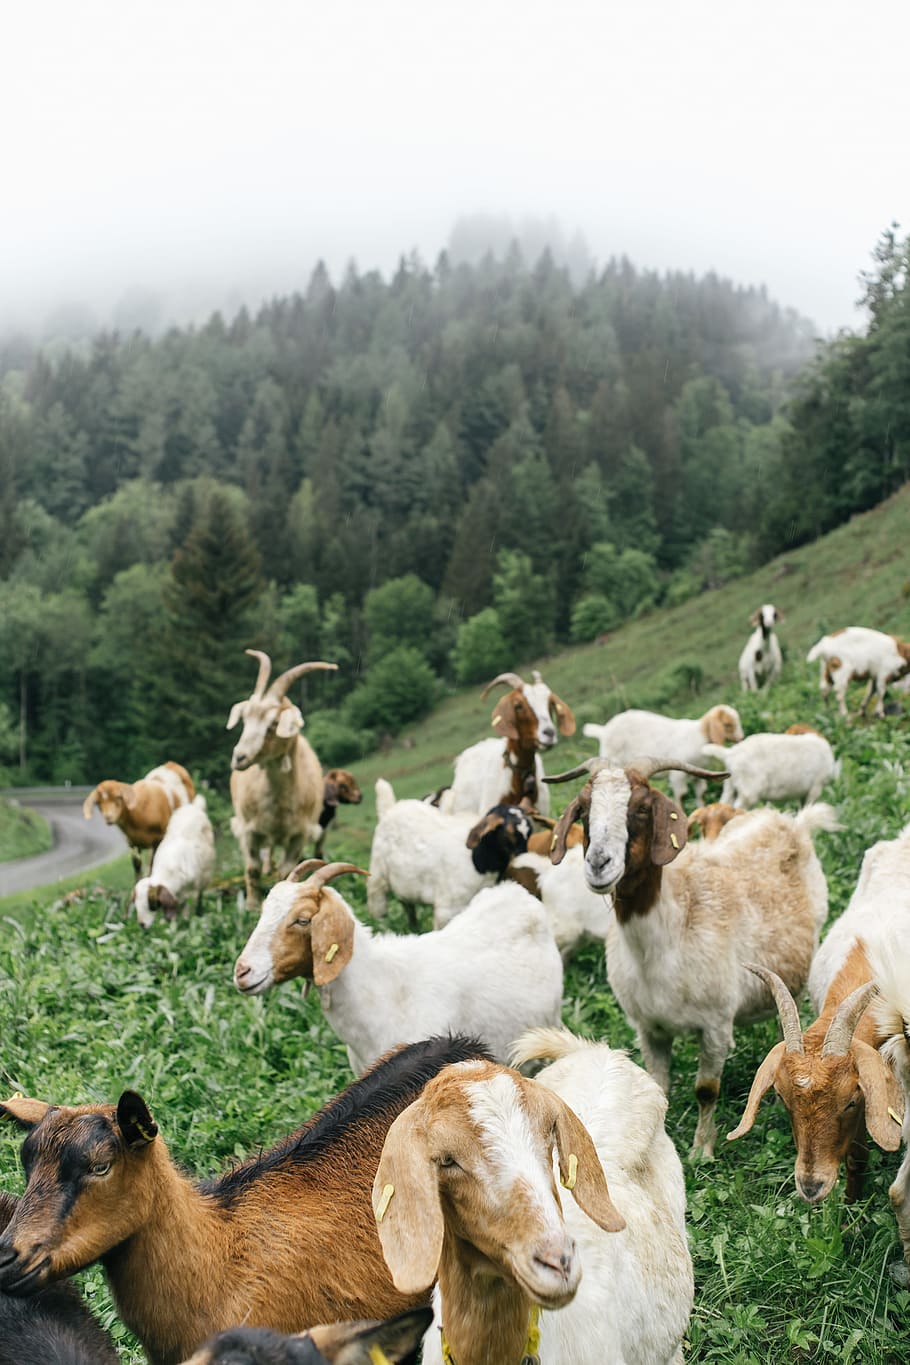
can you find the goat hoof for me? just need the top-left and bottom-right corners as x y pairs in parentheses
(688, 1145), (716, 1163)
(889, 1261), (910, 1288)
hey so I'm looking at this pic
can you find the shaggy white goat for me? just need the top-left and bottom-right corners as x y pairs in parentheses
(738, 603), (783, 691)
(373, 1027), (693, 1365)
(547, 757), (834, 1156)
(132, 796), (215, 928)
(807, 626), (910, 718)
(234, 862), (563, 1073)
(701, 730), (839, 808)
(582, 704), (743, 805)
(510, 844), (613, 958)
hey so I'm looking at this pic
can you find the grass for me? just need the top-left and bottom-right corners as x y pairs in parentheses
(0, 796), (52, 863)
(2, 485), (910, 1361)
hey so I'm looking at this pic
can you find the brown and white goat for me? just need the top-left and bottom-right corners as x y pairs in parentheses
(686, 802), (746, 842)
(183, 1307), (433, 1365)
(441, 670), (576, 817)
(314, 768), (363, 859)
(0, 1037), (489, 1365)
(546, 756), (835, 1156)
(807, 626), (910, 719)
(228, 649), (337, 905)
(82, 761), (195, 877)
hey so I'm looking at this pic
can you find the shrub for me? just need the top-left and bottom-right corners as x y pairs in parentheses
(570, 593), (617, 642)
(451, 608), (510, 684)
(344, 646), (439, 733)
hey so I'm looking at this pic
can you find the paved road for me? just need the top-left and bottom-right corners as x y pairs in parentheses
(0, 788), (128, 897)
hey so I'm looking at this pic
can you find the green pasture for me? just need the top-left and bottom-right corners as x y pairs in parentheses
(1, 488), (910, 1361)
(0, 797), (52, 863)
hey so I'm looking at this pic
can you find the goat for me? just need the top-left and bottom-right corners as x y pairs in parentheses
(0, 1037), (490, 1365)
(228, 649), (337, 905)
(0, 1191), (119, 1365)
(702, 730), (839, 808)
(440, 670), (576, 818)
(234, 861), (563, 1073)
(807, 626), (910, 718)
(83, 761), (195, 877)
(867, 929), (910, 1283)
(183, 1307), (433, 1365)
(582, 704), (743, 806)
(372, 1027), (693, 1365)
(686, 802), (746, 841)
(728, 820), (910, 1204)
(367, 779), (532, 930)
(509, 845), (613, 959)
(546, 756), (835, 1156)
(132, 795), (215, 928)
(738, 604), (783, 691)
(314, 768), (363, 859)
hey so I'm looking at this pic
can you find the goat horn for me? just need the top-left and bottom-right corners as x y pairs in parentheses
(743, 963), (804, 1054)
(267, 661), (338, 700)
(287, 859), (327, 883)
(820, 980), (879, 1057)
(544, 758), (612, 784)
(304, 862), (369, 890)
(245, 648), (272, 698)
(625, 756), (731, 783)
(480, 672), (526, 698)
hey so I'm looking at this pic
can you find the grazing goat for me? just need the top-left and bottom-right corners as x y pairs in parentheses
(228, 649), (337, 905)
(582, 704), (743, 806)
(440, 670), (576, 817)
(547, 757), (834, 1156)
(133, 795), (215, 928)
(738, 604), (783, 691)
(83, 761), (195, 876)
(367, 779), (532, 929)
(314, 768), (363, 859)
(728, 821), (910, 1206)
(372, 1027), (693, 1365)
(807, 626), (910, 718)
(184, 1307), (433, 1365)
(867, 931), (910, 1283)
(687, 802), (746, 841)
(0, 1191), (119, 1365)
(702, 730), (839, 808)
(0, 1037), (490, 1365)
(234, 861), (563, 1073)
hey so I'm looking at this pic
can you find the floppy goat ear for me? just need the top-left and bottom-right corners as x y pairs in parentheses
(549, 693), (576, 736)
(226, 702), (244, 730)
(82, 788), (100, 819)
(0, 1096), (52, 1130)
(372, 1103), (444, 1295)
(727, 1041), (785, 1141)
(749, 609), (762, 627)
(550, 794), (585, 864)
(550, 1092), (625, 1232)
(310, 891), (356, 986)
(276, 704), (303, 739)
(648, 789), (688, 865)
(466, 811), (503, 850)
(491, 694), (520, 741)
(116, 1091), (158, 1149)
(853, 1039), (903, 1151)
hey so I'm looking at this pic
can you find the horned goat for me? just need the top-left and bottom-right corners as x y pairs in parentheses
(133, 795), (215, 928)
(228, 649), (337, 906)
(82, 761), (195, 877)
(372, 1027), (693, 1365)
(582, 704), (743, 806)
(547, 756), (835, 1156)
(738, 603), (783, 691)
(314, 768), (363, 859)
(440, 670), (576, 818)
(0, 1037), (490, 1365)
(728, 820), (910, 1207)
(702, 730), (839, 808)
(183, 1307), (433, 1365)
(234, 862), (563, 1073)
(807, 625), (910, 718)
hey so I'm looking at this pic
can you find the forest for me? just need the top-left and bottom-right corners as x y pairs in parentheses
(0, 226), (908, 784)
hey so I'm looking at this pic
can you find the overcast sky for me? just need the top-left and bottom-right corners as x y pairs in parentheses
(4, 0), (909, 337)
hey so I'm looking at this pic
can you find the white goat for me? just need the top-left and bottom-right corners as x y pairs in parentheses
(234, 862), (563, 1073)
(582, 704), (743, 805)
(132, 796), (215, 928)
(441, 670), (576, 818)
(738, 603), (783, 691)
(228, 649), (337, 905)
(547, 756), (835, 1156)
(510, 844), (613, 958)
(702, 730), (839, 808)
(373, 1028), (693, 1365)
(807, 626), (910, 718)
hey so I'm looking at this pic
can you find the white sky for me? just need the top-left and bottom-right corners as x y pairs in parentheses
(4, 0), (909, 336)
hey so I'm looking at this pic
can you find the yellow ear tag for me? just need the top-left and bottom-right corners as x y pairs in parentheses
(11, 1092), (23, 1101)
(889, 1107), (903, 1125)
(670, 833), (679, 850)
(375, 1182), (395, 1222)
(368, 1349), (394, 1365)
(324, 942), (340, 964)
(561, 1153), (578, 1191)
(669, 811), (678, 820)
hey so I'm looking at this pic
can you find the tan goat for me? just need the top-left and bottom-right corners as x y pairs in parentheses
(82, 761), (195, 876)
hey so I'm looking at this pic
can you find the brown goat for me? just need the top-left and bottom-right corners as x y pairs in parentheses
(483, 670), (576, 808)
(314, 768), (363, 859)
(687, 802), (747, 842)
(82, 762), (195, 876)
(0, 1037), (489, 1365)
(184, 1307), (433, 1365)
(727, 952), (903, 1201)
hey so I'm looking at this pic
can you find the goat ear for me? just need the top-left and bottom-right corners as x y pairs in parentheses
(158, 886), (178, 918)
(276, 704), (303, 740)
(116, 1091), (158, 1149)
(311, 891), (355, 986)
(0, 1096), (51, 1130)
(549, 693), (576, 737)
(705, 711), (728, 746)
(750, 609), (761, 627)
(309, 1307), (434, 1363)
(466, 811), (503, 850)
(551, 1093), (625, 1233)
(649, 790), (687, 866)
(82, 788), (99, 819)
(550, 795), (584, 864)
(774, 608), (784, 623)
(372, 1104), (443, 1294)
(852, 1039), (903, 1151)
(226, 702), (244, 730)
(491, 695), (519, 741)
(726, 1042), (785, 1141)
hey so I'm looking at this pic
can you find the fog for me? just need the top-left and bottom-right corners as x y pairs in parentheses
(4, 0), (909, 338)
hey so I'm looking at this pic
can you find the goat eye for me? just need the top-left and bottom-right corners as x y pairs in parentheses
(90, 1161), (112, 1177)
(294, 917), (311, 928)
(435, 1155), (460, 1170)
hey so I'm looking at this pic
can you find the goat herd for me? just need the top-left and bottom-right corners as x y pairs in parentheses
(1, 608), (910, 1365)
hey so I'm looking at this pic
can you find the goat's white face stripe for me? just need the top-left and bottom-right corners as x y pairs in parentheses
(241, 882), (300, 971)
(466, 1074), (555, 1223)
(585, 769), (632, 886)
(523, 680), (557, 744)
